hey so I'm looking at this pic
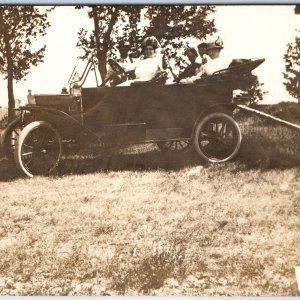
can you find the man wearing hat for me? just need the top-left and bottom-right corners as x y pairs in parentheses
(177, 47), (201, 81)
(104, 40), (134, 86)
(180, 36), (227, 84)
(117, 40), (133, 64)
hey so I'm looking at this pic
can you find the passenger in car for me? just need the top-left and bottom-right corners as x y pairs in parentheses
(104, 40), (134, 86)
(117, 36), (168, 86)
(177, 48), (201, 81)
(180, 37), (227, 84)
(197, 42), (208, 64)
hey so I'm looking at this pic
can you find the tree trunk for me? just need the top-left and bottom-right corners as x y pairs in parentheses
(4, 31), (15, 122)
(92, 6), (107, 81)
(7, 75), (15, 122)
(297, 73), (300, 104)
(98, 52), (107, 81)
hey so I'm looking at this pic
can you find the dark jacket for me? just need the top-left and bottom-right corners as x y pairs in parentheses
(178, 62), (201, 80)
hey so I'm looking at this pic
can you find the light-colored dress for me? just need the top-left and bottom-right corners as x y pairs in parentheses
(180, 55), (228, 84)
(118, 53), (164, 86)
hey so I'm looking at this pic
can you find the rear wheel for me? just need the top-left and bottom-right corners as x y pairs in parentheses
(194, 112), (241, 163)
(15, 121), (62, 177)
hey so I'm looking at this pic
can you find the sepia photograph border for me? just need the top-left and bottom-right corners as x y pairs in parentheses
(0, 0), (300, 298)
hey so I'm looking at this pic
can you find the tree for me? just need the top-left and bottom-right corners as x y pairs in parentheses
(77, 5), (216, 81)
(283, 31), (300, 102)
(0, 6), (51, 121)
(145, 6), (216, 70)
(244, 78), (268, 105)
(76, 6), (142, 81)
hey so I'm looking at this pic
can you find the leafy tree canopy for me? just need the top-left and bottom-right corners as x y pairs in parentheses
(0, 6), (51, 120)
(283, 30), (300, 101)
(0, 6), (51, 81)
(76, 5), (217, 80)
(244, 78), (268, 105)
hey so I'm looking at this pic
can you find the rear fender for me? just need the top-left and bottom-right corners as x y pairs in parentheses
(192, 103), (238, 138)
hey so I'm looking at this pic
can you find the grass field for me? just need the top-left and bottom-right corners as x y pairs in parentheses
(0, 105), (300, 295)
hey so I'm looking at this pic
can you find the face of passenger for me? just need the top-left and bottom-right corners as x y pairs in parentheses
(198, 47), (207, 58)
(187, 51), (197, 63)
(144, 45), (155, 58)
(207, 48), (221, 59)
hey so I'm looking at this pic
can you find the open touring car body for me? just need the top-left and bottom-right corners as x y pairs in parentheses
(3, 58), (265, 177)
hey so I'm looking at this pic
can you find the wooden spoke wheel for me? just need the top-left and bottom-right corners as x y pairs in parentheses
(157, 140), (191, 153)
(194, 112), (242, 163)
(15, 121), (62, 177)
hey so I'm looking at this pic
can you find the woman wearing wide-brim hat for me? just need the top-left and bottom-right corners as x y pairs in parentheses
(180, 36), (227, 84)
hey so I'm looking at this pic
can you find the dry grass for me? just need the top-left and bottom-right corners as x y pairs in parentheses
(0, 105), (300, 295)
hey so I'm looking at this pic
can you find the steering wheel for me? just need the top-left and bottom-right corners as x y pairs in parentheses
(100, 59), (128, 87)
(108, 59), (127, 77)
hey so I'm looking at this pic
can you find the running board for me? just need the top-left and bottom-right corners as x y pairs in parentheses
(146, 128), (183, 140)
(237, 104), (300, 131)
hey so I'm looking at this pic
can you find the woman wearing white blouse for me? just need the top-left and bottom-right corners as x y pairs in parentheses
(118, 36), (165, 86)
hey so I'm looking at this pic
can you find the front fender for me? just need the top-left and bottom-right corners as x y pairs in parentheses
(17, 106), (99, 143)
(1, 118), (22, 147)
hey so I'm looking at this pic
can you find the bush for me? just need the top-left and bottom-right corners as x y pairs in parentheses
(255, 102), (300, 125)
(0, 108), (8, 129)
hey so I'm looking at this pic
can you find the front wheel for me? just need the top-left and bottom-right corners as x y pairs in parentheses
(194, 112), (242, 163)
(14, 121), (62, 177)
(157, 140), (191, 153)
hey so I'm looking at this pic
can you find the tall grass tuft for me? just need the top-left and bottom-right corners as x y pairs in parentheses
(104, 238), (193, 294)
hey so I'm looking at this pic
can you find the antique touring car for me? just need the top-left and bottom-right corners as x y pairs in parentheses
(2, 58), (265, 177)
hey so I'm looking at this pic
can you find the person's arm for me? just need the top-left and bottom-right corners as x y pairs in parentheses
(119, 60), (137, 72)
(103, 65), (114, 81)
(201, 54), (209, 64)
(179, 76), (197, 84)
(179, 65), (204, 84)
(178, 66), (189, 81)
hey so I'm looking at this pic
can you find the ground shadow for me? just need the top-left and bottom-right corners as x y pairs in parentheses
(1, 135), (300, 181)
(55, 147), (201, 176)
(0, 158), (22, 181)
(0, 146), (201, 181)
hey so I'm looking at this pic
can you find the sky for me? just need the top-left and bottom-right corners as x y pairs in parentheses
(0, 5), (299, 107)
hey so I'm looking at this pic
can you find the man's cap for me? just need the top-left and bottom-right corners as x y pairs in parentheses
(185, 47), (198, 57)
(197, 42), (208, 49)
(118, 41), (131, 49)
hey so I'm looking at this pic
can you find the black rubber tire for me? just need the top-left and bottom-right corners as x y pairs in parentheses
(14, 121), (62, 177)
(194, 112), (242, 163)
